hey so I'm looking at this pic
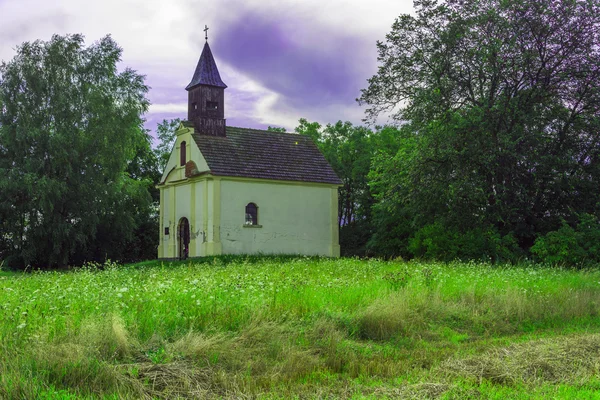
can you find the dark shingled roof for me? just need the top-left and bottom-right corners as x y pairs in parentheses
(188, 125), (342, 185)
(186, 42), (227, 90)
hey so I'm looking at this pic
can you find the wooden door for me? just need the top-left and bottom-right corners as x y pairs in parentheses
(178, 217), (190, 260)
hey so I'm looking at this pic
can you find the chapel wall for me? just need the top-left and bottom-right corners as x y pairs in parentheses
(219, 180), (339, 257)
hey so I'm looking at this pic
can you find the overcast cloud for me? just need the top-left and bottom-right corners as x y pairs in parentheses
(0, 0), (413, 141)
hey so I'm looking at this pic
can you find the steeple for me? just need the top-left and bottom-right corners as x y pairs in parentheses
(186, 41), (227, 90)
(186, 37), (227, 137)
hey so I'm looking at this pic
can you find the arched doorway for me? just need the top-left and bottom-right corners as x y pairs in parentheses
(178, 217), (190, 260)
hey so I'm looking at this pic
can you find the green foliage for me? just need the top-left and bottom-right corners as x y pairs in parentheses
(267, 126), (286, 133)
(0, 34), (152, 268)
(338, 220), (372, 257)
(408, 223), (520, 263)
(531, 214), (600, 267)
(153, 118), (181, 170)
(366, 125), (419, 258)
(358, 0), (600, 263)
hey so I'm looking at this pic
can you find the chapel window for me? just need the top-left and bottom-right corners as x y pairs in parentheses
(245, 203), (258, 225)
(180, 141), (186, 166)
(206, 101), (218, 111)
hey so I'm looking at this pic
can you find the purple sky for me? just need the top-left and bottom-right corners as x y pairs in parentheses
(0, 0), (412, 144)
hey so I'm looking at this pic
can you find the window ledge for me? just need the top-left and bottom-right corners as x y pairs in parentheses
(243, 224), (263, 228)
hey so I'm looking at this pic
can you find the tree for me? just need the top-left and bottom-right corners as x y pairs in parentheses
(0, 34), (151, 268)
(267, 126), (287, 133)
(154, 118), (181, 170)
(360, 0), (600, 258)
(94, 129), (162, 264)
(296, 119), (372, 225)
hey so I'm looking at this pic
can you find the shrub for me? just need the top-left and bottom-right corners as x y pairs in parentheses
(340, 220), (372, 257)
(531, 214), (600, 267)
(408, 223), (520, 263)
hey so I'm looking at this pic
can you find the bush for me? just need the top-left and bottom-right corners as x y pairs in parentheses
(366, 207), (413, 259)
(531, 214), (600, 267)
(340, 220), (372, 257)
(408, 223), (520, 263)
(3, 253), (24, 270)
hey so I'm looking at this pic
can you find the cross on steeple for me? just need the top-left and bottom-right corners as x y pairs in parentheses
(204, 25), (209, 41)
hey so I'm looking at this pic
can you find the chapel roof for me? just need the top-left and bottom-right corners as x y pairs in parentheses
(184, 123), (342, 185)
(186, 41), (227, 90)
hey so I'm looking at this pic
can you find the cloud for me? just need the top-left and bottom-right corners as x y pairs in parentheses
(149, 103), (187, 114)
(192, 0), (412, 130)
(213, 14), (370, 107)
(0, 0), (413, 135)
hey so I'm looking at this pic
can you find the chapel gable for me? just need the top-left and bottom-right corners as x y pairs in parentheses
(159, 122), (210, 184)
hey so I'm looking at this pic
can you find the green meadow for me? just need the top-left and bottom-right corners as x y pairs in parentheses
(2, 257), (600, 399)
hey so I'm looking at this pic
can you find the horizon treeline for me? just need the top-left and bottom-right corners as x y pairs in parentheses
(2, 0), (600, 268)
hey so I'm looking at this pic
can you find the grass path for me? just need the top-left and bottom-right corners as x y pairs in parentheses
(2, 257), (600, 398)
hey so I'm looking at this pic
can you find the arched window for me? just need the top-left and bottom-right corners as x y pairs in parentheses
(180, 141), (186, 166)
(245, 203), (258, 225)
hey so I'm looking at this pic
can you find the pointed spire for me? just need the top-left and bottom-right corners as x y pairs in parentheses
(186, 41), (227, 90)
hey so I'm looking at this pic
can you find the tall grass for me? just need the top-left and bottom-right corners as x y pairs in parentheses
(2, 257), (600, 398)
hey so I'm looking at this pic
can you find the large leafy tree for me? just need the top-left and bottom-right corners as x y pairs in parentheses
(0, 34), (151, 268)
(360, 0), (600, 257)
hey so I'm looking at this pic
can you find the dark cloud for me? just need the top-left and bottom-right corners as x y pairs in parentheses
(210, 11), (374, 108)
(146, 5), (384, 136)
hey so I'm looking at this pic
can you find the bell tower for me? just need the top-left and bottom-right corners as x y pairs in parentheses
(186, 26), (227, 137)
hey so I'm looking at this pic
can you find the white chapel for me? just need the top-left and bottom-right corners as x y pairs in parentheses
(157, 35), (341, 259)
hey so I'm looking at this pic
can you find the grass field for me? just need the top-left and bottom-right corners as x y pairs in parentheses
(2, 256), (600, 399)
